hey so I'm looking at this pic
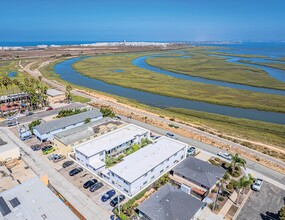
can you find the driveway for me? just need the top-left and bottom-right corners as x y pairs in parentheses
(237, 181), (285, 220)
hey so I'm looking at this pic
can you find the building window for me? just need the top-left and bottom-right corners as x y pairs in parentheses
(174, 153), (177, 156)
(143, 181), (147, 185)
(151, 168), (154, 172)
(112, 181), (115, 184)
(181, 155), (184, 159)
(166, 165), (169, 169)
(144, 173), (147, 177)
(124, 188), (128, 193)
(166, 158), (169, 162)
(151, 176), (155, 179)
(160, 169), (164, 173)
(100, 152), (104, 156)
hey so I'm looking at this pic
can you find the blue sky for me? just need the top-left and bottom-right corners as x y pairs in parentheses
(1, 0), (285, 42)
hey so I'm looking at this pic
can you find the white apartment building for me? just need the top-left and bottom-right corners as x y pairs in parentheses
(74, 124), (150, 172)
(102, 137), (188, 197)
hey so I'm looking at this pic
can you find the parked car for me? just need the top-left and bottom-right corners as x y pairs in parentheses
(101, 190), (116, 202)
(114, 116), (121, 120)
(187, 147), (196, 156)
(31, 144), (41, 151)
(62, 160), (74, 168)
(83, 179), (98, 189)
(166, 132), (176, 139)
(26, 111), (34, 116)
(46, 106), (53, 111)
(251, 178), (263, 191)
(8, 120), (19, 127)
(217, 152), (232, 161)
(48, 153), (61, 160)
(110, 215), (120, 220)
(42, 145), (55, 155)
(89, 182), (104, 192)
(110, 194), (126, 207)
(69, 167), (83, 176)
(53, 155), (66, 163)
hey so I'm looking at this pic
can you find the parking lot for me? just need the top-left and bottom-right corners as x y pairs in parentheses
(58, 163), (122, 213)
(237, 181), (285, 220)
(9, 126), (124, 214)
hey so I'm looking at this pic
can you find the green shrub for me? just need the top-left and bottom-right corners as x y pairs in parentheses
(218, 197), (225, 202)
(214, 157), (221, 162)
(279, 206), (285, 220)
(223, 173), (229, 180)
(226, 183), (233, 190)
(28, 119), (41, 133)
(100, 107), (115, 118)
(222, 162), (230, 169)
(211, 189), (217, 193)
(230, 180), (239, 189)
(209, 159), (219, 166)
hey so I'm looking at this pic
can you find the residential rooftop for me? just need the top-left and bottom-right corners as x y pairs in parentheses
(0, 177), (78, 219)
(34, 109), (102, 135)
(75, 124), (149, 157)
(46, 88), (65, 97)
(172, 156), (226, 189)
(54, 117), (123, 146)
(0, 132), (18, 154)
(108, 136), (187, 183)
(137, 183), (203, 220)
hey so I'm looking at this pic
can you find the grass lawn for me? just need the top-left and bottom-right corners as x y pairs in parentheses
(71, 94), (91, 103)
(0, 60), (28, 96)
(146, 47), (285, 90)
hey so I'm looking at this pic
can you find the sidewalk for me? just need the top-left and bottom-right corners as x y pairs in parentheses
(0, 128), (110, 220)
(218, 191), (237, 216)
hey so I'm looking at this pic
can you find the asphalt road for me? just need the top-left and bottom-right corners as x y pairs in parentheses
(0, 103), (87, 127)
(237, 181), (285, 220)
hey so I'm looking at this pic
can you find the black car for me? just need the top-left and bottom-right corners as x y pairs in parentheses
(69, 167), (83, 176)
(31, 144), (41, 151)
(110, 195), (126, 207)
(89, 182), (104, 192)
(83, 179), (98, 189)
(62, 160), (74, 168)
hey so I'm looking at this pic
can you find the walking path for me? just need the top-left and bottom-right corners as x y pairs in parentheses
(218, 191), (237, 216)
(0, 128), (110, 220)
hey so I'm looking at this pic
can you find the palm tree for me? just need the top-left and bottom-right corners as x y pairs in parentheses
(236, 174), (255, 205)
(2, 76), (12, 103)
(65, 84), (72, 103)
(230, 153), (246, 175)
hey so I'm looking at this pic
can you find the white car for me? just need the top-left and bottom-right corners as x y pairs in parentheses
(217, 152), (232, 161)
(252, 178), (263, 191)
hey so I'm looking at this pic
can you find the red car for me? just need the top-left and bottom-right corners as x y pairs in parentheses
(46, 106), (53, 111)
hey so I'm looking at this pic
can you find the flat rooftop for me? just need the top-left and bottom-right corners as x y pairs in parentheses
(54, 117), (123, 145)
(0, 177), (78, 219)
(34, 109), (103, 135)
(76, 124), (149, 157)
(47, 88), (65, 97)
(108, 137), (187, 183)
(0, 132), (19, 154)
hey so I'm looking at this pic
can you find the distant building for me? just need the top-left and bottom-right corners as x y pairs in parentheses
(75, 124), (150, 173)
(54, 118), (124, 154)
(102, 137), (187, 197)
(0, 132), (20, 162)
(137, 183), (204, 220)
(33, 110), (103, 142)
(170, 156), (226, 198)
(0, 177), (79, 219)
(47, 89), (65, 104)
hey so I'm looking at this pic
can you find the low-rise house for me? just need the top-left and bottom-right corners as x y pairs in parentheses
(54, 118), (124, 154)
(102, 137), (188, 197)
(137, 183), (204, 220)
(33, 109), (103, 142)
(0, 177), (78, 219)
(47, 88), (65, 104)
(170, 156), (226, 199)
(74, 124), (150, 172)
